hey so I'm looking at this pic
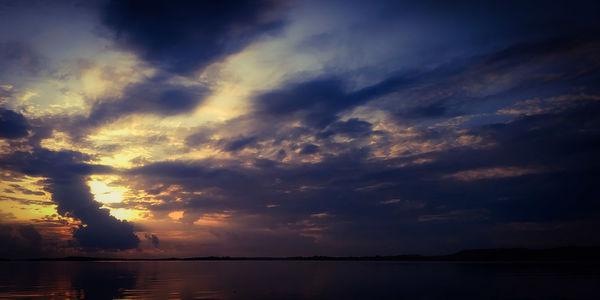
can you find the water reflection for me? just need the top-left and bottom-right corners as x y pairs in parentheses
(0, 261), (599, 299)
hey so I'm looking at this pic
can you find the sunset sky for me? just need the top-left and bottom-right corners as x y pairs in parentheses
(1, 0), (599, 258)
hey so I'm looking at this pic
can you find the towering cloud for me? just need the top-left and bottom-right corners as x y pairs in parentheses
(1, 147), (139, 251)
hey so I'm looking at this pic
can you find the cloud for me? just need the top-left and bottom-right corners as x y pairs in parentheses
(497, 93), (600, 116)
(0, 224), (42, 258)
(261, 33), (600, 130)
(224, 136), (259, 152)
(72, 79), (210, 134)
(121, 98), (600, 253)
(444, 167), (542, 181)
(185, 127), (215, 147)
(2, 0), (600, 256)
(106, 26), (600, 253)
(380, 199), (425, 209)
(310, 212), (332, 218)
(1, 148), (139, 251)
(299, 144), (319, 155)
(318, 118), (374, 139)
(0, 108), (29, 139)
(62, 0), (287, 136)
(7, 183), (45, 196)
(101, 0), (284, 75)
(0, 41), (44, 78)
(253, 74), (420, 128)
(144, 233), (159, 248)
(418, 209), (489, 223)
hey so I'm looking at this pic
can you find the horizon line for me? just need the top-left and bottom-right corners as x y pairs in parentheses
(4, 246), (600, 262)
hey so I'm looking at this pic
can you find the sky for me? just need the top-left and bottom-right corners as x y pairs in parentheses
(0, 0), (599, 258)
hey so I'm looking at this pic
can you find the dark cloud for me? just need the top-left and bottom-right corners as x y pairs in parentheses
(0, 108), (29, 139)
(144, 233), (159, 248)
(0, 224), (42, 259)
(299, 144), (319, 155)
(70, 0), (286, 134)
(185, 128), (214, 147)
(254, 75), (419, 128)
(276, 149), (287, 160)
(129, 161), (250, 189)
(224, 136), (259, 152)
(255, 32), (600, 131)
(79, 80), (209, 131)
(2, 149), (108, 178)
(254, 78), (343, 128)
(101, 0), (284, 75)
(72, 212), (138, 250)
(0, 41), (43, 78)
(318, 118), (374, 139)
(372, 101), (600, 225)
(7, 184), (45, 196)
(51, 20), (600, 254)
(1, 148), (139, 251)
(3, 0), (600, 257)
(405, 102), (447, 119)
(125, 98), (600, 253)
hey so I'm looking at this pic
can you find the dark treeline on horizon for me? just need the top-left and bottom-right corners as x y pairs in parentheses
(9, 246), (600, 262)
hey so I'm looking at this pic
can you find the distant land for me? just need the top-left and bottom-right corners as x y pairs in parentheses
(3, 247), (600, 262)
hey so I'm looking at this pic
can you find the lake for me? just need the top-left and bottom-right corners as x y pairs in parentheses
(1, 261), (599, 299)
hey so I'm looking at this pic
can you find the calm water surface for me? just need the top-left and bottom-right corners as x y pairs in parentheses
(1, 261), (599, 299)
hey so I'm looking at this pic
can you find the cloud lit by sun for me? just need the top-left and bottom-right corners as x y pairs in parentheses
(1, 0), (599, 259)
(88, 177), (125, 204)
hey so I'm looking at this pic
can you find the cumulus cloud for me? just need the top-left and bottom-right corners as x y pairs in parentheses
(1, 148), (140, 251)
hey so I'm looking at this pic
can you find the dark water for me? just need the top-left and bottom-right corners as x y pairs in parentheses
(1, 261), (599, 299)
